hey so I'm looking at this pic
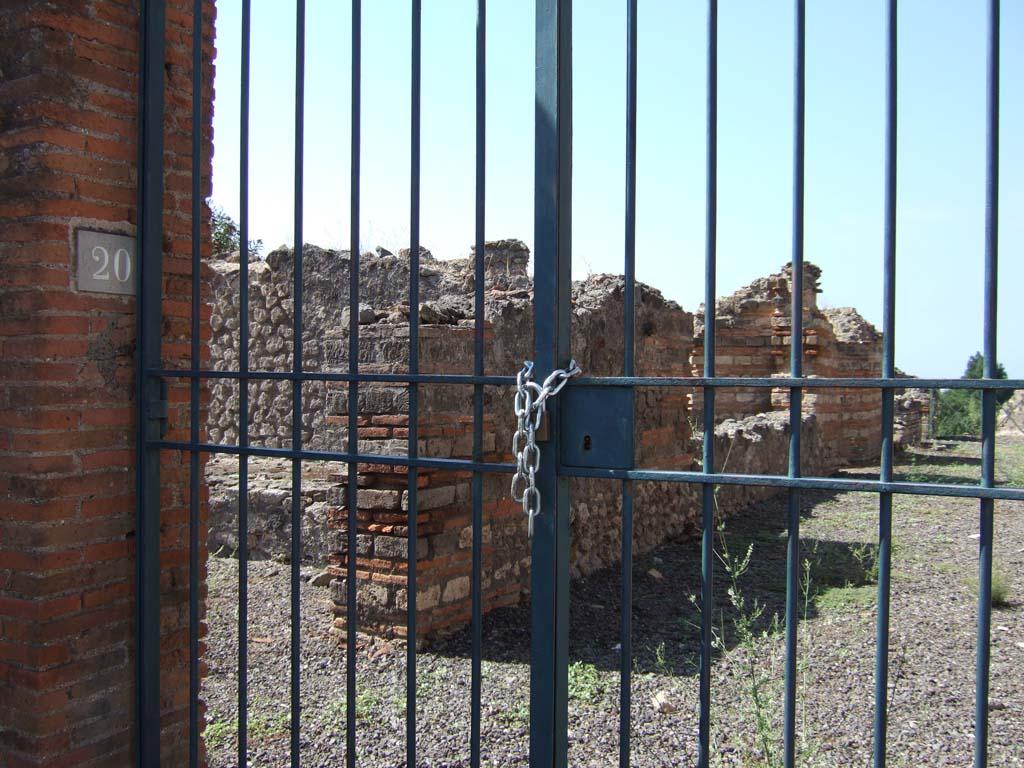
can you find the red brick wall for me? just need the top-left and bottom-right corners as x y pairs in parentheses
(0, 2), (214, 766)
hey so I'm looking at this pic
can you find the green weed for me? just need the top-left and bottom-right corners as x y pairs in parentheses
(325, 690), (379, 724)
(204, 704), (289, 749)
(653, 641), (673, 677)
(850, 541), (880, 585)
(968, 569), (1014, 608)
(567, 661), (604, 704)
(495, 701), (530, 726)
(816, 584), (876, 611)
(204, 716), (236, 749)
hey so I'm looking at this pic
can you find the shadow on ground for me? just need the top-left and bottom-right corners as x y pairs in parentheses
(430, 487), (880, 678)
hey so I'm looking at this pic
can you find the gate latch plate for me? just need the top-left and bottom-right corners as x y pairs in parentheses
(559, 385), (634, 469)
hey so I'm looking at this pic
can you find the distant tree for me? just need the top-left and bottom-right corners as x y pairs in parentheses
(210, 202), (263, 257)
(934, 352), (1011, 436)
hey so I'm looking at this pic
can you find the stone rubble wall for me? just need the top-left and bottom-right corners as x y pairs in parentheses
(895, 388), (930, 447)
(206, 456), (337, 563)
(703, 412), (825, 515)
(204, 246), (928, 637)
(206, 241), (532, 449)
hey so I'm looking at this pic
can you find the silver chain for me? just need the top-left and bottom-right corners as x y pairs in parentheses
(511, 359), (582, 537)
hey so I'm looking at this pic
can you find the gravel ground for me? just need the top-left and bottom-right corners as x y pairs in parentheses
(202, 437), (1024, 767)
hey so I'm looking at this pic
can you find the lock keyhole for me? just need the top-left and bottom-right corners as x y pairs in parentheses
(582, 434), (592, 451)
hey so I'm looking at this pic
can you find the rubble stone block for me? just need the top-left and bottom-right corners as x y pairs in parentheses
(443, 576), (471, 604)
(375, 536), (428, 561)
(401, 486), (457, 512)
(356, 488), (402, 510)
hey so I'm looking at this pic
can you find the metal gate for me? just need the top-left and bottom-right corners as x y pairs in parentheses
(136, 1), (1021, 766)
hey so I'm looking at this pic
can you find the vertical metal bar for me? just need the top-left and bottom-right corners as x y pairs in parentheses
(533, 2), (572, 765)
(347, 3), (361, 766)
(291, 2), (306, 764)
(698, 3), (717, 766)
(136, 0), (165, 763)
(188, 1), (203, 765)
(874, 2), (897, 766)
(237, 3), (252, 763)
(976, 3), (999, 766)
(784, 2), (806, 766)
(471, 2), (486, 766)
(619, 2), (637, 765)
(622, 12), (637, 378)
(407, 1), (421, 764)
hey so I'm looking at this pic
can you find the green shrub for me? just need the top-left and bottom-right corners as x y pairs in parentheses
(210, 202), (263, 257)
(933, 352), (1012, 437)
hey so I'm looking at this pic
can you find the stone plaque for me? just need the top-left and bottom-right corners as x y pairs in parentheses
(76, 230), (136, 295)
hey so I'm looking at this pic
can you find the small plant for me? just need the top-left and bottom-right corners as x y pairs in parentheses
(325, 691), (378, 723)
(969, 569), (1014, 608)
(204, 716), (236, 749)
(686, 516), (826, 767)
(326, 697), (347, 724)
(248, 708), (290, 741)
(495, 701), (530, 726)
(653, 641), (673, 677)
(416, 660), (448, 699)
(689, 518), (781, 766)
(567, 661), (604, 704)
(849, 542), (880, 586)
(355, 690), (379, 719)
(902, 452), (928, 483)
(205, 702), (289, 749)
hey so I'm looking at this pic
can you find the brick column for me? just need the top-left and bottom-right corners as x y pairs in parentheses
(325, 323), (523, 640)
(0, 2), (214, 766)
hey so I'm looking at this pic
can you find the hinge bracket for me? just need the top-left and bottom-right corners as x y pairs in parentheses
(145, 376), (168, 440)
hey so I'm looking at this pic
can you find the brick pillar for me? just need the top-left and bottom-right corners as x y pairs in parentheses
(325, 323), (527, 640)
(0, 2), (214, 766)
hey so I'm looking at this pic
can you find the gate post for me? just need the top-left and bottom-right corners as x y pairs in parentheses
(136, 0), (166, 764)
(532, 2), (572, 765)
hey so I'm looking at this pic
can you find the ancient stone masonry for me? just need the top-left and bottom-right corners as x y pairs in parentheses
(693, 263), (929, 465)
(205, 247), (928, 638)
(205, 241), (700, 636)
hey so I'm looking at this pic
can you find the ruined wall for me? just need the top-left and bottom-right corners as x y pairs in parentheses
(567, 276), (698, 575)
(204, 249), (927, 638)
(694, 263), (928, 465)
(206, 241), (533, 449)
(895, 388), (931, 447)
(204, 243), (697, 635)
(703, 412), (825, 513)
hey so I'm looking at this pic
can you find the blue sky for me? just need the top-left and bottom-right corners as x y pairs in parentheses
(210, 1), (1022, 379)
